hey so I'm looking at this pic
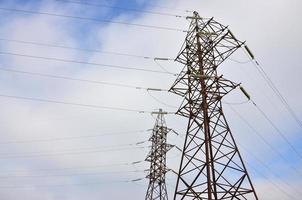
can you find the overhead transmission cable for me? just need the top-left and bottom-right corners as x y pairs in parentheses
(0, 67), (169, 91)
(237, 86), (302, 160)
(0, 93), (175, 114)
(0, 145), (148, 159)
(153, 57), (175, 73)
(243, 45), (302, 131)
(0, 141), (148, 156)
(238, 144), (302, 197)
(0, 169), (147, 179)
(146, 90), (177, 108)
(0, 38), (174, 61)
(228, 57), (252, 64)
(0, 51), (177, 75)
(228, 105), (302, 177)
(223, 100), (249, 105)
(1, 160), (145, 173)
(53, 0), (186, 18)
(0, 66), (178, 110)
(0, 7), (186, 32)
(0, 177), (146, 189)
(225, 80), (302, 198)
(0, 129), (149, 145)
(255, 61), (302, 129)
(251, 100), (302, 159)
(245, 159), (299, 200)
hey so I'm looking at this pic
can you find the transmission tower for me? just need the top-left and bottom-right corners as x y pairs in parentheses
(169, 11), (258, 200)
(145, 109), (173, 200)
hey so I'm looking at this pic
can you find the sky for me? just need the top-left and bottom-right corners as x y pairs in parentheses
(0, 0), (301, 199)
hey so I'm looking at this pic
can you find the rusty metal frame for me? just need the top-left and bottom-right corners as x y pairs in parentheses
(170, 11), (258, 200)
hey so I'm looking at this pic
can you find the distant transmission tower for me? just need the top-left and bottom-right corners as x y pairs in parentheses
(170, 11), (258, 200)
(145, 109), (173, 200)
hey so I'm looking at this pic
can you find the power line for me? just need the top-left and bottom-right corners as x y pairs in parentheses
(147, 90), (177, 108)
(228, 57), (252, 64)
(0, 169), (146, 179)
(228, 105), (302, 177)
(0, 38), (174, 60)
(0, 146), (149, 159)
(245, 160), (298, 200)
(238, 144), (302, 198)
(0, 51), (176, 75)
(231, 83), (302, 161)
(0, 177), (145, 189)
(0, 141), (147, 156)
(242, 46), (302, 131)
(223, 100), (249, 105)
(0, 93), (175, 114)
(0, 7), (186, 32)
(255, 61), (302, 129)
(0, 67), (169, 91)
(153, 58), (175, 73)
(251, 100), (302, 160)
(0, 130), (148, 145)
(1, 160), (145, 173)
(54, 0), (186, 18)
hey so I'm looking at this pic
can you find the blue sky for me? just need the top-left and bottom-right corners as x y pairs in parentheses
(0, 0), (301, 200)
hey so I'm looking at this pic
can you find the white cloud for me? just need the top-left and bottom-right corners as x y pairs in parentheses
(0, 0), (301, 199)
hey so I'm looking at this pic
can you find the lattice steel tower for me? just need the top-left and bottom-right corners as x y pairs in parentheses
(170, 12), (258, 200)
(145, 109), (173, 200)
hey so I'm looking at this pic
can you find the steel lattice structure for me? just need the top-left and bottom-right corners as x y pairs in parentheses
(145, 109), (173, 200)
(170, 12), (258, 200)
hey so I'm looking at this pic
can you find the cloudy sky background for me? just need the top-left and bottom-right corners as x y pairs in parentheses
(0, 0), (301, 199)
